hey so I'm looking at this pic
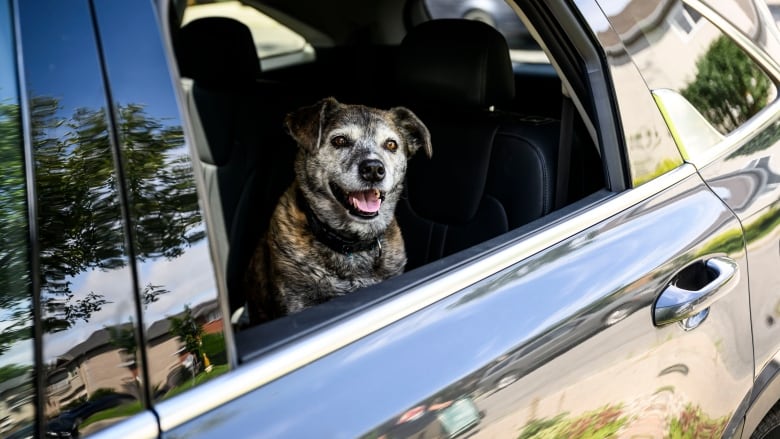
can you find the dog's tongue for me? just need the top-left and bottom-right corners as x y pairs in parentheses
(349, 189), (382, 213)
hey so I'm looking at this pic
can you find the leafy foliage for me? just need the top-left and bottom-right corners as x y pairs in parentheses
(668, 404), (728, 439)
(169, 305), (204, 363)
(32, 98), (200, 333)
(0, 100), (33, 356)
(106, 322), (137, 365)
(0, 96), (204, 355)
(517, 405), (627, 439)
(681, 35), (772, 134)
(0, 363), (32, 382)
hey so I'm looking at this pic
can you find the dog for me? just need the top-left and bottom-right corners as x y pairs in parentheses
(245, 97), (432, 323)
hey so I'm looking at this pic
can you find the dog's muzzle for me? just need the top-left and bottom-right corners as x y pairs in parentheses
(330, 182), (385, 218)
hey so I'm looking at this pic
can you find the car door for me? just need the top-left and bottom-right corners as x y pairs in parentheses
(157, 1), (753, 437)
(626, 0), (780, 433)
(5, 0), (228, 437)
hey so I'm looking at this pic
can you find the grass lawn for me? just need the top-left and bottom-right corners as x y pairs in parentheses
(163, 363), (230, 399)
(79, 401), (143, 430)
(79, 364), (230, 429)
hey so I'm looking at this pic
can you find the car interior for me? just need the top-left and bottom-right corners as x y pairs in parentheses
(165, 0), (607, 359)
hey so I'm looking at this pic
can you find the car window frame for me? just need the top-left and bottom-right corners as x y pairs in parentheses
(4, 1), (41, 437)
(518, 0), (629, 192)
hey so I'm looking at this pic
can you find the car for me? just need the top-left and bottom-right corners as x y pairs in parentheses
(3, 0), (780, 438)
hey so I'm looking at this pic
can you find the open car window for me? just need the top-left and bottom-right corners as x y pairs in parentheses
(167, 0), (622, 355)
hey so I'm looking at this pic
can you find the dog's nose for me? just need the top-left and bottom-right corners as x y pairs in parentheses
(359, 159), (385, 182)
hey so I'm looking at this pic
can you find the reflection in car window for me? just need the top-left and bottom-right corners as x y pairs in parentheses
(424, 0), (547, 66)
(0, 1), (35, 437)
(182, 0), (314, 71)
(17, 0), (143, 435)
(93, 0), (228, 402)
(607, 0), (777, 139)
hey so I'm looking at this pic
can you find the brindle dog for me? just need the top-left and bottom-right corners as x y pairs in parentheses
(245, 97), (432, 323)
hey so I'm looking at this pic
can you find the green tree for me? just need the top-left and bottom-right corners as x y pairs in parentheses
(106, 321), (141, 395)
(0, 96), (203, 355)
(169, 305), (204, 373)
(106, 321), (138, 366)
(31, 99), (201, 333)
(0, 99), (32, 355)
(0, 363), (32, 382)
(681, 35), (772, 135)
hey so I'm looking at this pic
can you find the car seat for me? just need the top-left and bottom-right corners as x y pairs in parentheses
(395, 19), (562, 269)
(175, 17), (294, 314)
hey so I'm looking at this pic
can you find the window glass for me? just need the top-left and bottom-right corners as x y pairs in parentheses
(92, 0), (228, 402)
(582, 1), (684, 186)
(0, 1), (35, 437)
(182, 0), (314, 71)
(606, 0), (776, 140)
(424, 0), (547, 64)
(18, 0), (143, 435)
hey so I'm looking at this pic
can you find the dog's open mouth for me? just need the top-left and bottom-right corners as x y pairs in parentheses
(330, 183), (385, 218)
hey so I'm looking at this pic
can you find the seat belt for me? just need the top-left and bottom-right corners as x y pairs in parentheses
(555, 87), (574, 210)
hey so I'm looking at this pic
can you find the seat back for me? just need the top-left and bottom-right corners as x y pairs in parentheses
(396, 19), (561, 269)
(176, 17), (293, 312)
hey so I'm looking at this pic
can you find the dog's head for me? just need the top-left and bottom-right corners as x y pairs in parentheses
(285, 97), (432, 238)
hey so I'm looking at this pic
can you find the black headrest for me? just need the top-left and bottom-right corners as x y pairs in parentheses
(398, 19), (515, 108)
(176, 17), (260, 89)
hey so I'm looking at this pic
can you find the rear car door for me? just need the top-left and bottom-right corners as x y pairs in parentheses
(5, 0), (228, 437)
(622, 0), (780, 433)
(159, 2), (754, 437)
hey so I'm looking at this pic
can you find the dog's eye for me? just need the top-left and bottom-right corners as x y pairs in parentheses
(331, 136), (349, 148)
(385, 140), (398, 152)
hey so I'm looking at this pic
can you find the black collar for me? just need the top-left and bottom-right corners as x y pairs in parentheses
(297, 190), (381, 255)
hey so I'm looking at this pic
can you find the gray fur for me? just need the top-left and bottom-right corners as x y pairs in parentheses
(246, 97), (432, 322)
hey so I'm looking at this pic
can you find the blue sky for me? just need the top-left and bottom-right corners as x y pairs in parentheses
(18, 0), (181, 122)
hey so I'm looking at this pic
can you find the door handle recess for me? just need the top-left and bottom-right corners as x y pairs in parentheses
(653, 256), (739, 327)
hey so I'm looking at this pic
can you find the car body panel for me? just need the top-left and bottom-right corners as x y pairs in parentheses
(164, 169), (752, 438)
(597, 0), (780, 432)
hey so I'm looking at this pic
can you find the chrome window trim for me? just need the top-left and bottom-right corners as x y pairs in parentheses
(157, 0), (238, 369)
(88, 411), (159, 439)
(684, 98), (780, 169)
(11, 0), (46, 435)
(672, 0), (780, 170)
(155, 164), (698, 432)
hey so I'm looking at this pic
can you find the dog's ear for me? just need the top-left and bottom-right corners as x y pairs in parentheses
(285, 97), (340, 152)
(390, 107), (432, 159)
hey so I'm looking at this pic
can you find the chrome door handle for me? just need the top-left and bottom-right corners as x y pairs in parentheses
(653, 256), (739, 328)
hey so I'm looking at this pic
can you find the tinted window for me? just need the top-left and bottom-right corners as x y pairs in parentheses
(92, 0), (228, 402)
(0, 1), (35, 437)
(18, 0), (143, 435)
(605, 0), (776, 136)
